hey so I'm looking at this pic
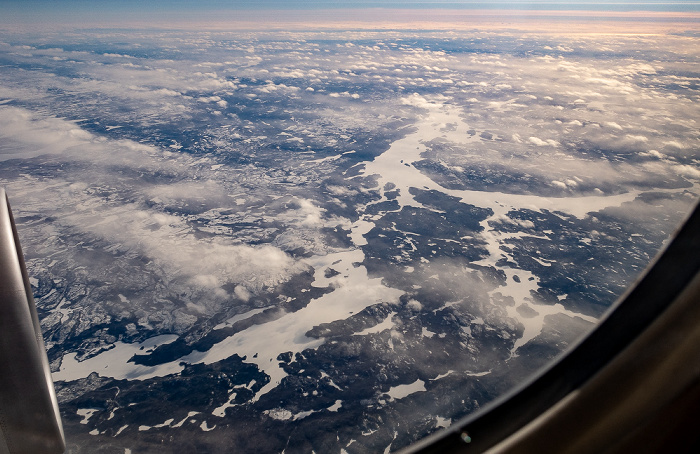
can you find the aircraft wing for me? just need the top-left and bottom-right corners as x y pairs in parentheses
(0, 188), (65, 454)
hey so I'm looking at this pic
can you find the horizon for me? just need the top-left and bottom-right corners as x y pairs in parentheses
(2, 7), (700, 34)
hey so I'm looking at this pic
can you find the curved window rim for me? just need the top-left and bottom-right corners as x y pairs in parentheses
(403, 199), (700, 453)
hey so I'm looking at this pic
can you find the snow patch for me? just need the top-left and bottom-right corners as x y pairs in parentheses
(172, 411), (199, 428)
(385, 379), (426, 400)
(200, 421), (216, 431)
(213, 307), (266, 330)
(77, 408), (99, 424)
(327, 400), (343, 412)
(356, 312), (396, 336)
(435, 416), (451, 429)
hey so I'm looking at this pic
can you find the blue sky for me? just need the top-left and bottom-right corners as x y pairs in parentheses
(2, 0), (699, 29)
(3, 0), (700, 12)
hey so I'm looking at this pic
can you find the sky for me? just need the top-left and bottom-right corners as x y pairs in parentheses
(3, 0), (700, 15)
(1, 0), (699, 32)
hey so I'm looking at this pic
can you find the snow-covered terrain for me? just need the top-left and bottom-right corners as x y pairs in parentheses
(0, 24), (698, 454)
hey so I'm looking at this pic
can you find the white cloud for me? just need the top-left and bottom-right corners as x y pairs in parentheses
(639, 149), (665, 159)
(673, 164), (700, 180)
(297, 199), (324, 227)
(0, 106), (306, 303)
(528, 137), (548, 147)
(626, 134), (648, 143)
(234, 285), (252, 302)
